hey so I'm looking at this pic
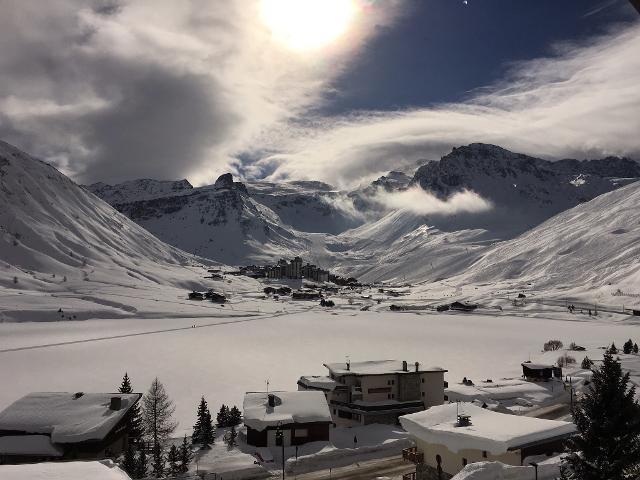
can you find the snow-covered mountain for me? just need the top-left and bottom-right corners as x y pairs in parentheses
(87, 178), (193, 203)
(457, 180), (640, 294)
(86, 143), (638, 282)
(0, 141), (205, 292)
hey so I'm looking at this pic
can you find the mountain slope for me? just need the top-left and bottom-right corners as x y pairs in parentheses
(458, 181), (640, 293)
(0, 140), (205, 292)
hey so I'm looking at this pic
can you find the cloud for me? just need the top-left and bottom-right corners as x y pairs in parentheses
(0, 0), (402, 184)
(257, 22), (640, 187)
(369, 187), (492, 216)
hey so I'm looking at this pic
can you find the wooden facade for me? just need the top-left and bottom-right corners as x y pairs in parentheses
(246, 421), (330, 447)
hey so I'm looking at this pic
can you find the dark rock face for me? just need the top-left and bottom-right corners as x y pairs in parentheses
(214, 173), (248, 194)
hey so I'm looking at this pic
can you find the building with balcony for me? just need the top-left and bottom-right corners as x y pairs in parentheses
(299, 360), (447, 427)
(399, 402), (576, 477)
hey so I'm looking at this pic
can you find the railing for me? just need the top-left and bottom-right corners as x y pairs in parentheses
(403, 472), (417, 480)
(402, 446), (424, 465)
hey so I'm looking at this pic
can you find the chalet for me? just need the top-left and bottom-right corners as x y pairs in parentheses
(0, 392), (141, 464)
(299, 360), (447, 427)
(450, 302), (478, 312)
(522, 362), (562, 381)
(292, 290), (322, 300)
(243, 391), (331, 447)
(400, 403), (576, 477)
(204, 290), (226, 303)
(188, 291), (204, 300)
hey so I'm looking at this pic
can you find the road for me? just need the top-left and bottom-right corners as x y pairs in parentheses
(294, 455), (414, 480)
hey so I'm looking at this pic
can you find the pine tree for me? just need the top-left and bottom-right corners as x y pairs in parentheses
(623, 339), (634, 354)
(228, 405), (242, 426)
(135, 447), (147, 479)
(119, 372), (144, 444)
(151, 443), (165, 478)
(179, 435), (192, 474)
(216, 404), (230, 427)
(608, 342), (618, 354)
(581, 356), (593, 370)
(192, 397), (215, 447)
(634, 343), (639, 354)
(167, 444), (180, 476)
(225, 425), (237, 450)
(564, 353), (640, 479)
(122, 442), (137, 478)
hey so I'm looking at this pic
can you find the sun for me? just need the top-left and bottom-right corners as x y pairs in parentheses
(260, 0), (358, 51)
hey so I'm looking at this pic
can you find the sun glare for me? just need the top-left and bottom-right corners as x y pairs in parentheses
(260, 0), (357, 51)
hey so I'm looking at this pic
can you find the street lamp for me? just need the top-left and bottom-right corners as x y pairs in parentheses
(529, 462), (538, 480)
(276, 422), (285, 480)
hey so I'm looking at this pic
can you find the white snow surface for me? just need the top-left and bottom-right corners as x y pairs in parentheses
(451, 459), (561, 480)
(400, 403), (576, 455)
(0, 460), (131, 480)
(325, 359), (445, 376)
(243, 391), (331, 431)
(0, 392), (139, 443)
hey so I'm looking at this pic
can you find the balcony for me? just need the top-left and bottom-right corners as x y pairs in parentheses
(402, 446), (424, 465)
(402, 472), (416, 480)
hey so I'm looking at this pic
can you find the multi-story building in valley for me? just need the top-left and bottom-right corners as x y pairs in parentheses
(298, 360), (447, 427)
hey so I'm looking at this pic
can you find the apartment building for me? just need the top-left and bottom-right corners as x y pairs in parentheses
(298, 360), (447, 427)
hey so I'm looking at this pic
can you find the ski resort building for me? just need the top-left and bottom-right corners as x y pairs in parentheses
(399, 403), (576, 477)
(264, 257), (330, 282)
(299, 360), (447, 427)
(521, 362), (562, 381)
(0, 392), (141, 464)
(243, 391), (332, 447)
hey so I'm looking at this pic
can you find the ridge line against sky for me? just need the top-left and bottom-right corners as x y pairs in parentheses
(0, 0), (638, 188)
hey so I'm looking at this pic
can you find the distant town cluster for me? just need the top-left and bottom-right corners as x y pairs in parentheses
(240, 257), (331, 283)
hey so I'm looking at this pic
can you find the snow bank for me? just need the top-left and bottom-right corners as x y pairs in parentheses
(0, 392), (140, 443)
(400, 403), (576, 455)
(452, 460), (561, 480)
(0, 460), (131, 480)
(243, 391), (331, 431)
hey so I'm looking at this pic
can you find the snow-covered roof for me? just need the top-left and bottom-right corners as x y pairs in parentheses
(0, 392), (141, 443)
(0, 435), (63, 457)
(298, 376), (340, 391)
(0, 460), (132, 480)
(400, 403), (576, 456)
(243, 391), (332, 431)
(521, 363), (556, 370)
(325, 360), (446, 376)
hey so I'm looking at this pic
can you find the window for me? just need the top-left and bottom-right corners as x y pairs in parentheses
(338, 410), (353, 419)
(294, 429), (308, 437)
(333, 409), (336, 415)
(368, 387), (391, 394)
(421, 378), (425, 383)
(421, 392), (425, 397)
(462, 458), (468, 466)
(353, 413), (361, 421)
(482, 451), (487, 458)
(387, 379), (395, 386)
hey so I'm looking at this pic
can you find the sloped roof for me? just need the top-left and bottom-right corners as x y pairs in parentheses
(400, 402), (576, 455)
(0, 392), (141, 443)
(325, 360), (446, 376)
(243, 391), (331, 431)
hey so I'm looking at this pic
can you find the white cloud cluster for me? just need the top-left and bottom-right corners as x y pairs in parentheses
(257, 22), (640, 187)
(370, 187), (492, 216)
(0, 0), (401, 184)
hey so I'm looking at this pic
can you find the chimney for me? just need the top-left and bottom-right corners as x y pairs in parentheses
(415, 362), (420, 372)
(346, 360), (350, 371)
(268, 393), (276, 407)
(110, 396), (122, 411)
(402, 361), (408, 372)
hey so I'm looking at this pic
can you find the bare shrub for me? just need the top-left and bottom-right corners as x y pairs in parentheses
(544, 339), (564, 351)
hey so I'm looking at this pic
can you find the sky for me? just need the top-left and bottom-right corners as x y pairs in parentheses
(0, 0), (639, 187)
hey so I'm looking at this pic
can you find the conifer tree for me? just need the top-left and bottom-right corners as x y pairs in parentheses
(216, 404), (230, 427)
(608, 342), (618, 354)
(135, 447), (147, 479)
(179, 435), (192, 474)
(581, 356), (593, 370)
(151, 443), (165, 478)
(192, 397), (215, 446)
(167, 444), (180, 476)
(225, 425), (238, 450)
(228, 405), (242, 427)
(564, 353), (640, 479)
(142, 378), (177, 451)
(623, 339), (634, 354)
(119, 372), (144, 444)
(122, 443), (137, 477)
(634, 343), (639, 354)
